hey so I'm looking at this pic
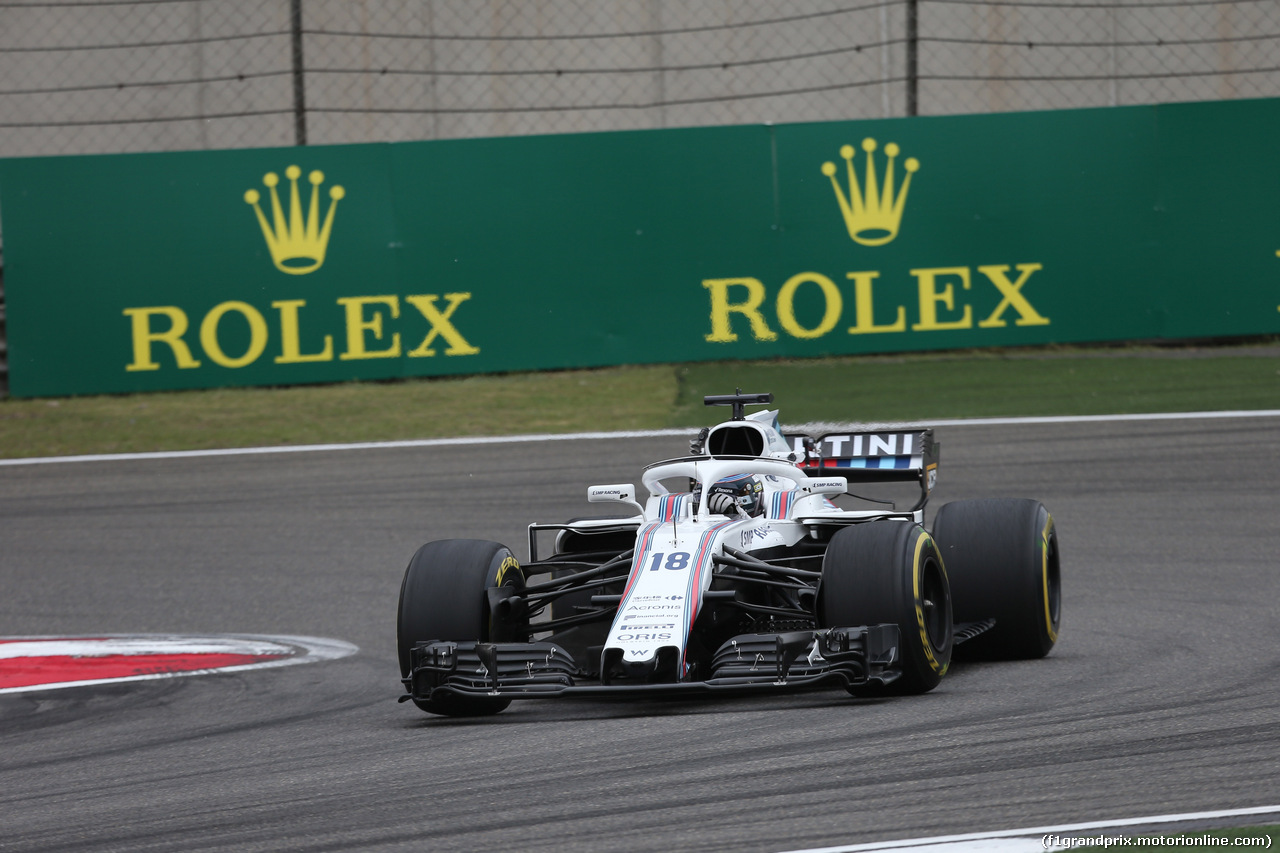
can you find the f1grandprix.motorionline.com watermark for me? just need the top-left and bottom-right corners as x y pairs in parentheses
(1044, 835), (1273, 849)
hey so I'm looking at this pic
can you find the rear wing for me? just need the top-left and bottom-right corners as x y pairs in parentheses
(783, 429), (939, 508)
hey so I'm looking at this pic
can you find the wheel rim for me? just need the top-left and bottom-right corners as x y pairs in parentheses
(919, 557), (950, 653)
(485, 551), (525, 642)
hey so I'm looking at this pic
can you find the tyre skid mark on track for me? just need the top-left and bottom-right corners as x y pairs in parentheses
(0, 634), (358, 694)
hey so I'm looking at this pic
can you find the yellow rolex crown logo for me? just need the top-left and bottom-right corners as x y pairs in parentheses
(822, 138), (919, 247)
(244, 165), (345, 275)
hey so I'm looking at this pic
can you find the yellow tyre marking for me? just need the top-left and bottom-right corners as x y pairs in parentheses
(912, 530), (948, 675)
(1041, 515), (1058, 643)
(488, 553), (523, 640)
(495, 554), (522, 587)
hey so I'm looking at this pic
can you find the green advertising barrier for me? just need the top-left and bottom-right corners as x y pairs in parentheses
(2, 98), (1278, 398)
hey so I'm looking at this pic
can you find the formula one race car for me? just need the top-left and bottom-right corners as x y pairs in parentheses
(397, 392), (1062, 716)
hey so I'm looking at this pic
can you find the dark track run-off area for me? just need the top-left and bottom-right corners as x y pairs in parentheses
(1, 417), (1277, 852)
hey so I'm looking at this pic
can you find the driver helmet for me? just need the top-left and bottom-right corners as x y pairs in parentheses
(705, 473), (764, 517)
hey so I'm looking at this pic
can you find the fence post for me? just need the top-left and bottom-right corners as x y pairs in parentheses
(291, 0), (308, 146)
(906, 0), (919, 116)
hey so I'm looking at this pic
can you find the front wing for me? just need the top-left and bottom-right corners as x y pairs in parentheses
(400, 624), (901, 703)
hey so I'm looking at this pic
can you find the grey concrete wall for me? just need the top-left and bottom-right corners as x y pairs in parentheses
(5, 0), (1274, 161)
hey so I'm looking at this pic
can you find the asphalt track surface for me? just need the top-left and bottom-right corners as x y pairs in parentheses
(1, 416), (1278, 853)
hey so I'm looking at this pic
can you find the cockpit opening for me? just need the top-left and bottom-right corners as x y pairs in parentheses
(706, 423), (765, 457)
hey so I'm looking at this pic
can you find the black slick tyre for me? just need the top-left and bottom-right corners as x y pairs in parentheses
(932, 499), (1061, 660)
(397, 538), (524, 716)
(819, 521), (953, 695)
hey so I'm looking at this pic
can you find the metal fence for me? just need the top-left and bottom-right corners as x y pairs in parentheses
(1, 0), (1279, 391)
(2, 0), (1278, 157)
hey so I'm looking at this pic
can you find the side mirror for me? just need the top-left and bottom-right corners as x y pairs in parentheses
(803, 477), (848, 496)
(587, 483), (644, 515)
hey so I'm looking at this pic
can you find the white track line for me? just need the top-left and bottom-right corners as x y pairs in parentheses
(778, 805), (1280, 853)
(0, 429), (693, 467)
(2, 410), (1280, 468)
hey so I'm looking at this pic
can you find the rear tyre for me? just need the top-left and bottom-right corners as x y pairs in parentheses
(397, 538), (524, 716)
(819, 521), (953, 695)
(932, 499), (1061, 660)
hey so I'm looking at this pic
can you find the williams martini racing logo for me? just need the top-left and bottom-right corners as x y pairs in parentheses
(119, 163), (480, 375)
(703, 137), (1050, 345)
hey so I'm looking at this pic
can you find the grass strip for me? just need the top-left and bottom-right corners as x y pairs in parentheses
(1, 344), (1277, 459)
(671, 348), (1280, 425)
(0, 366), (675, 459)
(1122, 824), (1278, 851)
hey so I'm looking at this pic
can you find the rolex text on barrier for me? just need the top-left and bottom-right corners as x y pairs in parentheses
(121, 295), (478, 372)
(1, 98), (1278, 397)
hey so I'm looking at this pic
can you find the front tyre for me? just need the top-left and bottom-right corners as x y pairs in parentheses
(932, 499), (1061, 660)
(819, 522), (953, 695)
(397, 538), (524, 716)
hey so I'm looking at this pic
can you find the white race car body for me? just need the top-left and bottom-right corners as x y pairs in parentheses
(599, 453), (852, 680)
(397, 391), (1060, 716)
